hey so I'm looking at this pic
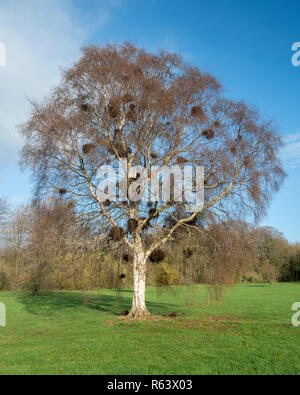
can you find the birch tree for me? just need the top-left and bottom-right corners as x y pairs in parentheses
(20, 43), (285, 318)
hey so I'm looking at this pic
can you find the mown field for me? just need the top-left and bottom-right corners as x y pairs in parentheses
(0, 283), (299, 375)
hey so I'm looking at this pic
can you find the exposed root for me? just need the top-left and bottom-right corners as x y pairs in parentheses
(128, 307), (151, 319)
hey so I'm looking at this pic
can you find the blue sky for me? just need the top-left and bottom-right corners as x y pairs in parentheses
(0, 0), (300, 242)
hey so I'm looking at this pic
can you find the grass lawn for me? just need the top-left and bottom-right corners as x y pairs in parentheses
(0, 283), (299, 375)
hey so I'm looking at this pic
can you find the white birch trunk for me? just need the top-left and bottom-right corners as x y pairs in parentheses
(129, 251), (150, 318)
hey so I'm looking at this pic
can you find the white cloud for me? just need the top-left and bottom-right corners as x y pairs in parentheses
(0, 0), (116, 169)
(281, 132), (300, 169)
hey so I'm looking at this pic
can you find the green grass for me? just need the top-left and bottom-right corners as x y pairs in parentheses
(0, 283), (300, 375)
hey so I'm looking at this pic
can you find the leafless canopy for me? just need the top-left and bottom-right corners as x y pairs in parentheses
(20, 42), (285, 256)
(0, 198), (7, 225)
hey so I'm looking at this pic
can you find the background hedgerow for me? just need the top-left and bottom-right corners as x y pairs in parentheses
(0, 198), (298, 296)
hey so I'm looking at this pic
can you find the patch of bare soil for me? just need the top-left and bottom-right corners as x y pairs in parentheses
(103, 315), (250, 327)
(124, 315), (172, 323)
(103, 315), (172, 326)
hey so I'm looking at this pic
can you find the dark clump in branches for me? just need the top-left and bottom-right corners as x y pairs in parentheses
(122, 93), (134, 104)
(185, 217), (197, 226)
(177, 156), (188, 164)
(58, 188), (67, 196)
(129, 173), (140, 182)
(149, 208), (159, 219)
(123, 253), (133, 263)
(108, 101), (120, 118)
(149, 249), (165, 263)
(127, 218), (139, 233)
(139, 217), (150, 230)
(103, 199), (111, 207)
(79, 103), (89, 112)
(127, 110), (136, 123)
(108, 142), (131, 158)
(108, 129), (132, 158)
(82, 144), (96, 155)
(191, 106), (206, 121)
(109, 226), (125, 242)
(202, 129), (215, 140)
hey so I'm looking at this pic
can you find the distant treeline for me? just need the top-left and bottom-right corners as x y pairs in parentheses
(0, 198), (299, 296)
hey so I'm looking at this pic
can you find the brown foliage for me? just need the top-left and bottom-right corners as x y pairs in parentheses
(82, 144), (95, 155)
(191, 106), (206, 121)
(149, 249), (165, 263)
(202, 128), (215, 140)
(103, 199), (111, 207)
(79, 103), (89, 112)
(177, 156), (188, 164)
(58, 188), (67, 196)
(109, 226), (125, 242)
(149, 208), (159, 219)
(185, 217), (197, 226)
(213, 120), (221, 128)
(108, 141), (131, 158)
(127, 218), (139, 233)
(126, 110), (136, 122)
(122, 93), (134, 104)
(260, 263), (279, 284)
(139, 217), (150, 229)
(123, 253), (133, 263)
(108, 101), (120, 118)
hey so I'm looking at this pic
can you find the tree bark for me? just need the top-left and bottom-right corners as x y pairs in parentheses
(128, 252), (150, 319)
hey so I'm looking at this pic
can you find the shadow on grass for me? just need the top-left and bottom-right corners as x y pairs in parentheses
(244, 283), (271, 288)
(16, 290), (178, 318)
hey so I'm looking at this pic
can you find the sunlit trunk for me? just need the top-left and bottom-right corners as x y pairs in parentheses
(129, 250), (150, 318)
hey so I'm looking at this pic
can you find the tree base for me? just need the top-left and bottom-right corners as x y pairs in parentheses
(128, 307), (151, 319)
